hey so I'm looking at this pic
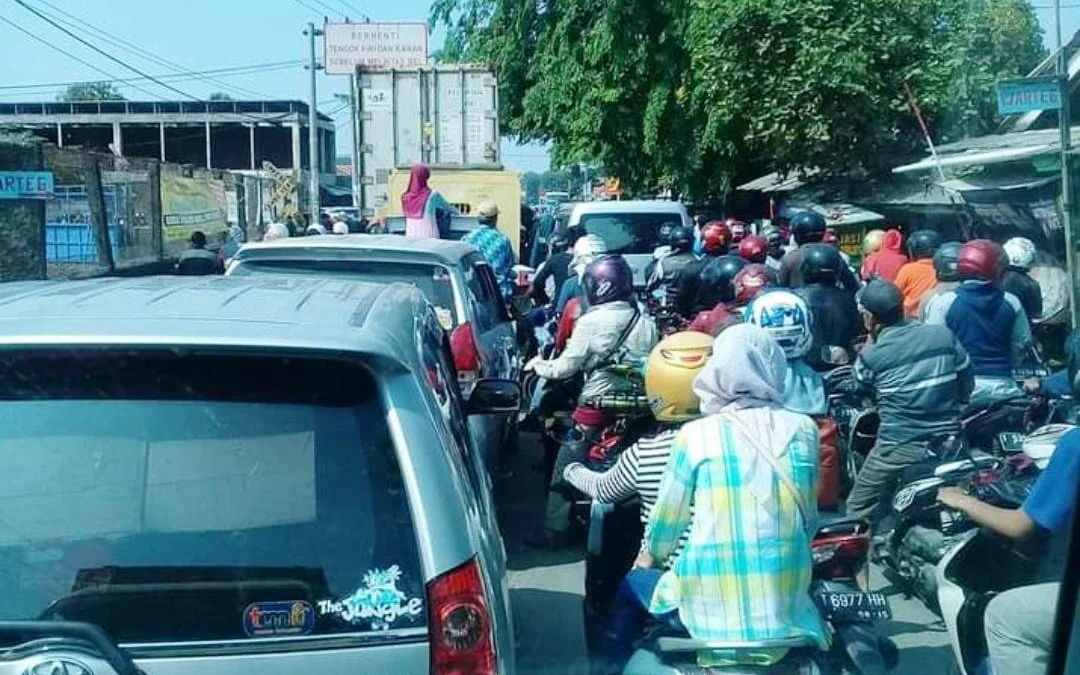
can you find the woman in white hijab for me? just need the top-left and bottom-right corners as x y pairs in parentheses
(603, 323), (828, 671)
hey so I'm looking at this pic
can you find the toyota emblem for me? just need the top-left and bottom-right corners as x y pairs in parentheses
(22, 658), (94, 675)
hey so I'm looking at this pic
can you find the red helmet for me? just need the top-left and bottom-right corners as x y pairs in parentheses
(701, 221), (732, 256)
(822, 228), (840, 246)
(737, 235), (767, 264)
(734, 263), (778, 306)
(724, 218), (748, 244)
(957, 239), (1005, 281)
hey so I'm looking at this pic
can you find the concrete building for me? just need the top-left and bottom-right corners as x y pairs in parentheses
(0, 99), (335, 176)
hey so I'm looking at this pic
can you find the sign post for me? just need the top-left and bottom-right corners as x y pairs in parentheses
(996, 76), (1063, 116)
(323, 22), (428, 74)
(0, 171), (54, 200)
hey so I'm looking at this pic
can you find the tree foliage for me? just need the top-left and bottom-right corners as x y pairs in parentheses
(208, 92), (234, 101)
(59, 81), (125, 102)
(432, 0), (1045, 198)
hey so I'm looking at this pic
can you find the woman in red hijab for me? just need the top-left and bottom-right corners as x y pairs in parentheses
(402, 164), (458, 238)
(861, 228), (908, 282)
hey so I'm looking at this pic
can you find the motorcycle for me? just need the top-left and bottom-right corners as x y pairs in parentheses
(875, 424), (1045, 613)
(620, 516), (897, 674)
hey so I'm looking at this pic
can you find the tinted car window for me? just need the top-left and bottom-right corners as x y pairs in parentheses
(464, 261), (502, 332)
(231, 258), (459, 328)
(579, 212), (684, 254)
(0, 351), (426, 646)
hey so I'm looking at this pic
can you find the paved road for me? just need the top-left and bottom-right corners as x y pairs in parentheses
(496, 433), (954, 675)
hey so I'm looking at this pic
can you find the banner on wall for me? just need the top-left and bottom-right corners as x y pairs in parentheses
(161, 175), (227, 245)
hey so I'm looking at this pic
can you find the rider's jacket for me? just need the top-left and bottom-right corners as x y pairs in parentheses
(795, 283), (860, 370)
(853, 320), (974, 446)
(924, 280), (1032, 378)
(533, 300), (658, 386)
(648, 251), (696, 296)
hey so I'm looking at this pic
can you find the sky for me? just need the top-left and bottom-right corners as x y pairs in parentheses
(0, 0), (551, 172)
(1, 0), (1079, 175)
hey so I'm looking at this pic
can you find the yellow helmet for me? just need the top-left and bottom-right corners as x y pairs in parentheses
(644, 331), (714, 422)
(862, 229), (885, 255)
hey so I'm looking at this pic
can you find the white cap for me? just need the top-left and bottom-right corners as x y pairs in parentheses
(263, 223), (290, 241)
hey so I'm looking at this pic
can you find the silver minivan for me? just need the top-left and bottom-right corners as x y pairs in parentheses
(0, 276), (516, 675)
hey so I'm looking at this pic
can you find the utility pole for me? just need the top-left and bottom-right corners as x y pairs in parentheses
(1056, 0), (1078, 328)
(304, 22), (323, 227)
(349, 73), (362, 210)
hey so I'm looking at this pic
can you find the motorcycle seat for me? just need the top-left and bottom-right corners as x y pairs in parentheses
(814, 516), (870, 537)
(656, 635), (820, 654)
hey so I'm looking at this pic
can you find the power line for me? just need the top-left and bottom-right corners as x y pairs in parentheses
(10, 0), (206, 101)
(334, 0), (372, 20)
(291, 0), (330, 19)
(0, 60), (304, 93)
(0, 13), (162, 99)
(29, 0), (271, 99)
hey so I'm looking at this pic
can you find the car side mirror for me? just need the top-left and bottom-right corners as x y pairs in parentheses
(466, 378), (521, 415)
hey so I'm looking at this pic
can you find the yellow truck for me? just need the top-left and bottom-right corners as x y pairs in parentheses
(384, 168), (523, 256)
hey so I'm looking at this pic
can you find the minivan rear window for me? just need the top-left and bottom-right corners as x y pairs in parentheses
(579, 212), (685, 254)
(0, 351), (426, 647)
(231, 258), (459, 328)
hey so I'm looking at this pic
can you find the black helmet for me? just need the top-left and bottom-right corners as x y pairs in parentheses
(790, 210), (827, 245)
(583, 254), (635, 306)
(669, 225), (694, 252)
(907, 229), (943, 260)
(696, 254), (746, 309)
(549, 232), (569, 254)
(932, 241), (964, 282)
(799, 243), (844, 284)
(658, 222), (678, 246)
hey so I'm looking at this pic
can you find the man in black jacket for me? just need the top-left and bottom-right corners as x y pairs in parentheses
(795, 244), (860, 370)
(846, 280), (974, 523)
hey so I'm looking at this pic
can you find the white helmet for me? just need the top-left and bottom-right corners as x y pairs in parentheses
(263, 222), (290, 241)
(332, 221), (350, 235)
(306, 223), (328, 236)
(571, 234), (607, 272)
(747, 289), (814, 359)
(1003, 237), (1037, 270)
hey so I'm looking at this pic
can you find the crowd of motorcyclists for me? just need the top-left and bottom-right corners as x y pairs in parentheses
(186, 162), (1077, 673)
(512, 204), (1078, 675)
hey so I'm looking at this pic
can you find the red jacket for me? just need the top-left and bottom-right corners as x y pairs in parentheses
(861, 229), (908, 282)
(688, 303), (742, 336)
(554, 297), (582, 353)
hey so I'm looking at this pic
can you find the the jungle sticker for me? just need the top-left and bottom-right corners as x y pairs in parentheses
(317, 565), (424, 631)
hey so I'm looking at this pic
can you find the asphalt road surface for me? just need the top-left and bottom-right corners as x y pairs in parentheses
(497, 433), (954, 675)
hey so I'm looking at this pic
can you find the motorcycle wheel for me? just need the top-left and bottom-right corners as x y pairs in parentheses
(879, 636), (899, 671)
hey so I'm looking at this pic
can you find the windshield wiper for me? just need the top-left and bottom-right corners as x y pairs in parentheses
(0, 621), (141, 675)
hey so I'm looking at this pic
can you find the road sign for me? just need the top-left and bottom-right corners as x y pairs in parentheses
(997, 76), (1063, 116)
(324, 22), (428, 75)
(0, 171), (53, 199)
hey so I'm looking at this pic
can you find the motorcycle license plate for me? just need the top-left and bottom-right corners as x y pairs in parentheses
(815, 591), (892, 622)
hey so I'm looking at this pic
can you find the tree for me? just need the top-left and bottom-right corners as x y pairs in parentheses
(432, 0), (1044, 198)
(58, 82), (125, 102)
(208, 92), (234, 101)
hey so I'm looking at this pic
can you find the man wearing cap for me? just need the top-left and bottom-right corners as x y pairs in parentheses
(846, 280), (974, 523)
(462, 201), (516, 301)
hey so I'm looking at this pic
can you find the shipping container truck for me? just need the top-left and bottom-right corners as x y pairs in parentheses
(356, 66), (501, 217)
(385, 167), (522, 256)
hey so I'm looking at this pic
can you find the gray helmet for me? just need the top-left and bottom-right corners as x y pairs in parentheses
(932, 241), (964, 282)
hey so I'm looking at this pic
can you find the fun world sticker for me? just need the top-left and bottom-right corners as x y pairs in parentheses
(318, 565), (423, 631)
(243, 601), (316, 638)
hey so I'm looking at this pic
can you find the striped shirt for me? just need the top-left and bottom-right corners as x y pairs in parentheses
(564, 427), (691, 562)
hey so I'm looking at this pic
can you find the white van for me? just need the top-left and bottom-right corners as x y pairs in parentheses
(568, 200), (694, 287)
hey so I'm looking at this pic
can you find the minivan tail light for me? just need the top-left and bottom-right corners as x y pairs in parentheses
(449, 322), (482, 385)
(427, 558), (496, 675)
